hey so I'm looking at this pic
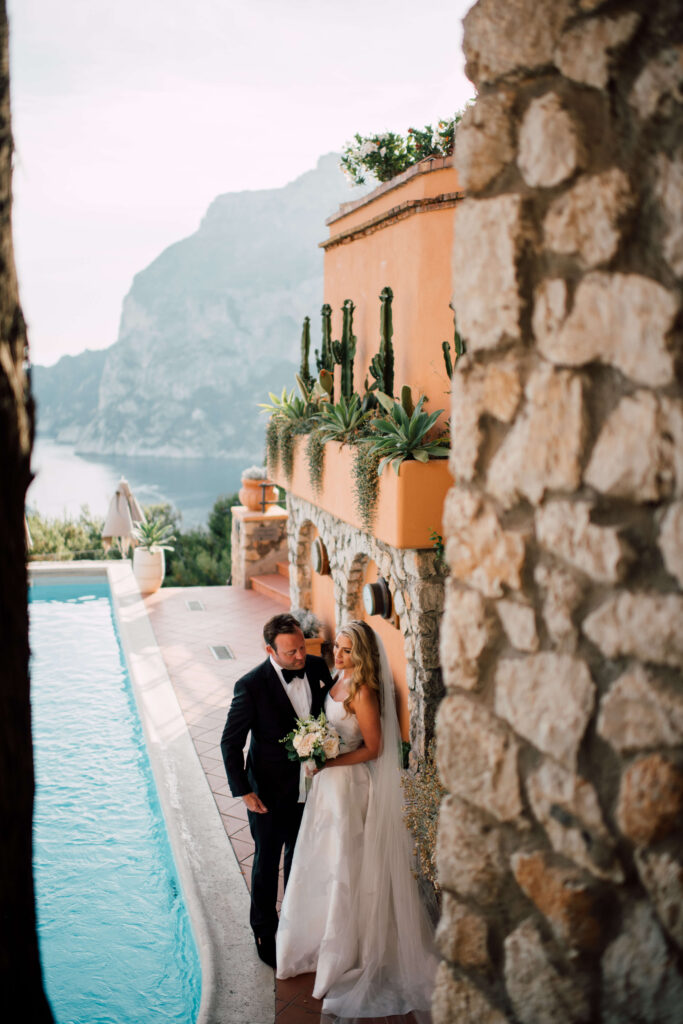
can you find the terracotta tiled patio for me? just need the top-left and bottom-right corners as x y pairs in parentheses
(143, 583), (419, 1024)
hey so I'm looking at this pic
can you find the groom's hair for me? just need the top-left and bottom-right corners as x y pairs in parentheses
(263, 613), (302, 649)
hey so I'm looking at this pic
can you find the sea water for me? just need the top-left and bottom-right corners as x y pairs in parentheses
(30, 581), (201, 1024)
(28, 437), (251, 526)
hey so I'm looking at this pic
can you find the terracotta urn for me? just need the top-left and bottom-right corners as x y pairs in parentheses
(304, 636), (325, 658)
(239, 477), (278, 512)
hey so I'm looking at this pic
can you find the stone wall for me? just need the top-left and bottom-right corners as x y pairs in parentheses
(435, 1), (683, 1021)
(286, 496), (446, 757)
(230, 506), (288, 589)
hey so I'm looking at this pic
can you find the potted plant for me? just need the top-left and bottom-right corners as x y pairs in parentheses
(340, 116), (460, 186)
(291, 607), (325, 657)
(131, 516), (176, 595)
(239, 465), (278, 512)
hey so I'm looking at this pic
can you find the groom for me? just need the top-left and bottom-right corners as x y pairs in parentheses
(220, 612), (333, 968)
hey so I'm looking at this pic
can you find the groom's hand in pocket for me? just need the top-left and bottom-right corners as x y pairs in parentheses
(243, 792), (268, 814)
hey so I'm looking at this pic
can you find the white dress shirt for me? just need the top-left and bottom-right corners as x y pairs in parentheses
(270, 656), (312, 720)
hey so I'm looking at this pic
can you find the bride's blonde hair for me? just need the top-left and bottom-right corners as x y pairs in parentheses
(337, 620), (382, 716)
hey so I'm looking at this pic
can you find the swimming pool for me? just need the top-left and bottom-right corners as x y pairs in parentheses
(30, 579), (201, 1023)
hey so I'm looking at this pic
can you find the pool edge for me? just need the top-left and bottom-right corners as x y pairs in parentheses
(29, 561), (275, 1024)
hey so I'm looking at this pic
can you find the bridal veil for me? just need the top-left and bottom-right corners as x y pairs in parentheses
(321, 625), (438, 1023)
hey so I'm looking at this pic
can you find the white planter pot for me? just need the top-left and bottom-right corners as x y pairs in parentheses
(133, 547), (166, 595)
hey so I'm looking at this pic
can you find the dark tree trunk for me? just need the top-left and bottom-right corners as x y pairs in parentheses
(0, 3), (53, 1017)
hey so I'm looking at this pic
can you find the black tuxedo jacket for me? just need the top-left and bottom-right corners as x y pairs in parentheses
(220, 654), (333, 807)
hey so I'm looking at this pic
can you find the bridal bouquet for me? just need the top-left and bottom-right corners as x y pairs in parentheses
(281, 711), (341, 800)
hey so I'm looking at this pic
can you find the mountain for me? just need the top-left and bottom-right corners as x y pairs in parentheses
(32, 348), (108, 442)
(32, 154), (363, 459)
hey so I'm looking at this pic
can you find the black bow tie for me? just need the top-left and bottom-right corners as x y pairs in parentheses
(281, 668), (304, 684)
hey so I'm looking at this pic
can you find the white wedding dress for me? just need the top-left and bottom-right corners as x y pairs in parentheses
(276, 654), (438, 1022)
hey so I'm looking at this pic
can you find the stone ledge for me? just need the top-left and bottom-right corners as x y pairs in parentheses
(325, 154), (456, 225)
(320, 191), (463, 250)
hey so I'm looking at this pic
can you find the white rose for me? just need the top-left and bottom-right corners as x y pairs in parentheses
(322, 736), (340, 759)
(292, 733), (304, 752)
(298, 733), (316, 757)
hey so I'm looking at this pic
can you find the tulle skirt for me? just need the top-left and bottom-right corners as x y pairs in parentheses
(276, 761), (437, 1021)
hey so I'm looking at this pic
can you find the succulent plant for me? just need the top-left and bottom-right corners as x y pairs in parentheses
(241, 465), (269, 480)
(290, 607), (323, 639)
(132, 516), (176, 552)
(363, 395), (449, 475)
(315, 393), (371, 444)
(258, 387), (309, 422)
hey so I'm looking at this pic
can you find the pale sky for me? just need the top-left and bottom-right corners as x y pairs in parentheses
(8, 0), (475, 366)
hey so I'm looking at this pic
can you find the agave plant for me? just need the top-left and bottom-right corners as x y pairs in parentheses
(314, 393), (372, 444)
(132, 516), (176, 552)
(258, 386), (310, 423)
(363, 395), (449, 475)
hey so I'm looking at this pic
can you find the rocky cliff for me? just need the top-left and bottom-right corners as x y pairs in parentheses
(33, 154), (361, 458)
(32, 348), (107, 443)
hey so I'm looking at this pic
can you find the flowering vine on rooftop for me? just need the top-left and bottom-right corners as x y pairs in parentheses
(340, 111), (468, 186)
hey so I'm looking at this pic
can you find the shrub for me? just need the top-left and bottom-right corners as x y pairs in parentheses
(340, 113), (466, 186)
(27, 506), (110, 561)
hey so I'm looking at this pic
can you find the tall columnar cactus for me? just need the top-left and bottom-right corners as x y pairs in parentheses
(442, 339), (453, 379)
(299, 316), (314, 390)
(368, 286), (395, 396)
(442, 304), (466, 381)
(332, 299), (357, 399)
(315, 304), (334, 372)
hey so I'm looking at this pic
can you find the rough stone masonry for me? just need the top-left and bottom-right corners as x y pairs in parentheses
(436, 1), (683, 1021)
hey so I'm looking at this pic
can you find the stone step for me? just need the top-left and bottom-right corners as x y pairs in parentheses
(251, 573), (290, 607)
(276, 560), (290, 579)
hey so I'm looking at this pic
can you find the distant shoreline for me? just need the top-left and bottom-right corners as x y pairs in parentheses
(28, 438), (250, 528)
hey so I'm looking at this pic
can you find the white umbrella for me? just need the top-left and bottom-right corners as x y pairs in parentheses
(102, 477), (144, 555)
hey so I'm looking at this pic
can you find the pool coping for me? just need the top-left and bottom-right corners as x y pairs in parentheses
(29, 561), (274, 1024)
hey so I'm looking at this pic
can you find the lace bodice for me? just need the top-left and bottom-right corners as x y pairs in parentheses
(325, 693), (363, 751)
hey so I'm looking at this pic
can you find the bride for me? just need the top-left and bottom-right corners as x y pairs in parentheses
(276, 620), (438, 1021)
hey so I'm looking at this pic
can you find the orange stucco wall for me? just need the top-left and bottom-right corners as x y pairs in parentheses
(323, 159), (460, 432)
(309, 525), (336, 643)
(307, 545), (409, 741)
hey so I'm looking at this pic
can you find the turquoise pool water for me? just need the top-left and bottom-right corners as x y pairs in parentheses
(30, 581), (201, 1024)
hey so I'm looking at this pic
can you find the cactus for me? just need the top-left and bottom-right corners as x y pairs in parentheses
(332, 299), (357, 399)
(375, 384), (415, 416)
(442, 340), (453, 379)
(368, 286), (395, 396)
(400, 384), (414, 417)
(316, 368), (334, 400)
(315, 304), (334, 371)
(315, 304), (335, 402)
(361, 375), (378, 414)
(442, 305), (466, 381)
(299, 316), (314, 390)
